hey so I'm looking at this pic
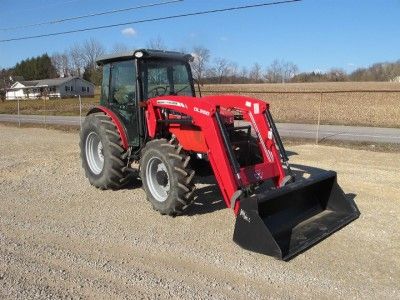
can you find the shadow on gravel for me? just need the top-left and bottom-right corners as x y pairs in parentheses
(286, 150), (298, 157)
(187, 175), (226, 216)
(121, 174), (142, 190)
(187, 162), (358, 216)
(118, 161), (358, 216)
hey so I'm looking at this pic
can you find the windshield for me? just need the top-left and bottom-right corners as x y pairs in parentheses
(141, 59), (194, 99)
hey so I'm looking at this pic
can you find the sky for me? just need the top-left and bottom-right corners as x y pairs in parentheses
(0, 0), (399, 73)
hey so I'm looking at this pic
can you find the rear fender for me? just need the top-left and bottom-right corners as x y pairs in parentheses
(87, 106), (129, 150)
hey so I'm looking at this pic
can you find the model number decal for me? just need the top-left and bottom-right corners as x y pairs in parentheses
(193, 107), (210, 116)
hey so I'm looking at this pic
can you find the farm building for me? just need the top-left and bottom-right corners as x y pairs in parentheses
(5, 77), (94, 100)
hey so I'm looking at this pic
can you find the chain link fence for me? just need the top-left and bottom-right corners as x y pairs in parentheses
(202, 88), (400, 142)
(0, 94), (97, 129)
(1, 88), (399, 142)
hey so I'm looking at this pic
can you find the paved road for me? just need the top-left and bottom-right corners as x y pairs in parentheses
(0, 114), (82, 126)
(277, 123), (400, 144)
(1, 113), (399, 144)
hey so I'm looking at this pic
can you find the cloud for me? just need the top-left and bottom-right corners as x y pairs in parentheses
(220, 36), (228, 42)
(121, 27), (137, 37)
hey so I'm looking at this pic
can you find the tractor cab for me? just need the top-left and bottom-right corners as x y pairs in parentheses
(96, 49), (196, 147)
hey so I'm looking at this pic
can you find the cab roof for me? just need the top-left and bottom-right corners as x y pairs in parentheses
(96, 49), (193, 65)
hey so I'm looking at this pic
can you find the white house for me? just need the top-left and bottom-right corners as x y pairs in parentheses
(6, 77), (95, 100)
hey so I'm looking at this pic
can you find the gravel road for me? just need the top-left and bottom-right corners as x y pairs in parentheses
(0, 125), (399, 299)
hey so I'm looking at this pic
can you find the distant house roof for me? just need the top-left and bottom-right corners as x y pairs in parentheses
(19, 77), (79, 87)
(9, 77), (94, 89)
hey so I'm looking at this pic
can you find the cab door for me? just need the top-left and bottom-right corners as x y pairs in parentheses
(106, 60), (139, 146)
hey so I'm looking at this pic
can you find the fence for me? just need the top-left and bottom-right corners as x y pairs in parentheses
(1, 88), (400, 143)
(202, 89), (400, 142)
(0, 94), (97, 129)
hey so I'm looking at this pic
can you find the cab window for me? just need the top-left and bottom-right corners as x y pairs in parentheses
(100, 64), (110, 105)
(141, 60), (193, 99)
(110, 60), (136, 105)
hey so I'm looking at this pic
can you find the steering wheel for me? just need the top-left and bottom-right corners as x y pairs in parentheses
(174, 85), (190, 94)
(148, 86), (167, 97)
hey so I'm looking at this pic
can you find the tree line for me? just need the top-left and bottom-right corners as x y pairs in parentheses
(190, 46), (400, 84)
(1, 38), (400, 94)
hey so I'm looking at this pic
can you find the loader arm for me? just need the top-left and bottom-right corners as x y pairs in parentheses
(145, 95), (286, 214)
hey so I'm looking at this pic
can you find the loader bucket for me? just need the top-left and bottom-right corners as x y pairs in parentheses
(233, 171), (360, 260)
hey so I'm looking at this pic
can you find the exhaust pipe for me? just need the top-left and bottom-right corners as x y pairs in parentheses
(233, 171), (360, 260)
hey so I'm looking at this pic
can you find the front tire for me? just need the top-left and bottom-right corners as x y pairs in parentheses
(80, 112), (129, 189)
(140, 138), (195, 216)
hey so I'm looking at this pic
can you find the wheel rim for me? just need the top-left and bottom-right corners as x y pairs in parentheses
(85, 132), (104, 175)
(146, 157), (170, 202)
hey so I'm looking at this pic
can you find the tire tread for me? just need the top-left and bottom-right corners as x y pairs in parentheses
(80, 112), (130, 190)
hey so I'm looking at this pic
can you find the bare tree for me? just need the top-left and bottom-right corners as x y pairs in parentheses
(283, 61), (298, 82)
(239, 66), (248, 83)
(112, 43), (129, 54)
(327, 68), (347, 81)
(69, 44), (84, 77)
(264, 59), (283, 83)
(229, 62), (239, 78)
(146, 36), (167, 50)
(191, 46), (210, 84)
(265, 59), (298, 83)
(51, 52), (71, 77)
(51, 53), (63, 77)
(82, 38), (105, 70)
(211, 58), (232, 83)
(249, 63), (262, 83)
(60, 53), (71, 77)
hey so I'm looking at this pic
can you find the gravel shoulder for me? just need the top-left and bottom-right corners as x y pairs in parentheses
(0, 125), (399, 299)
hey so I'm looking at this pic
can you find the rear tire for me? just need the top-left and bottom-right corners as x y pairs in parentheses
(140, 137), (195, 216)
(80, 112), (129, 190)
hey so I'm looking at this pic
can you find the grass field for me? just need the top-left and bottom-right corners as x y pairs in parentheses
(1, 82), (399, 127)
(0, 96), (98, 116)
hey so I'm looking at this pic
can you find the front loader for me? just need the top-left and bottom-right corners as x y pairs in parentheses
(80, 49), (360, 260)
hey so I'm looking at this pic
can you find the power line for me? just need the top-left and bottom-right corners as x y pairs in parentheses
(0, 0), (301, 43)
(0, 0), (184, 31)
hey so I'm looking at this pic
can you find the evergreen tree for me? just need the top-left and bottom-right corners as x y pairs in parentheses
(83, 65), (102, 85)
(13, 54), (57, 80)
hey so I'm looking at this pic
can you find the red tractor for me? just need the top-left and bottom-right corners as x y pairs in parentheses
(80, 49), (359, 260)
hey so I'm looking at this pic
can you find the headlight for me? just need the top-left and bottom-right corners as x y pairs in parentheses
(134, 51), (144, 58)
